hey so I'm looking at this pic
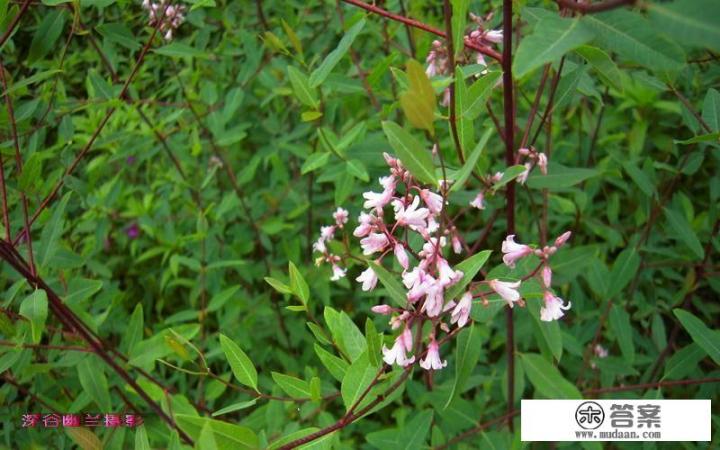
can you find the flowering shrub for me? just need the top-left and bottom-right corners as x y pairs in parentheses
(0, 0), (718, 448)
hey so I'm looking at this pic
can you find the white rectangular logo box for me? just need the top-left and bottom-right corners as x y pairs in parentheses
(521, 400), (711, 441)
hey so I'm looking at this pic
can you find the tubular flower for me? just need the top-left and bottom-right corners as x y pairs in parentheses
(555, 231), (572, 247)
(353, 212), (374, 237)
(470, 191), (485, 209)
(333, 207), (349, 227)
(542, 265), (552, 288)
(501, 235), (533, 268)
(360, 233), (389, 255)
(419, 339), (447, 371)
(382, 328), (415, 367)
(394, 196), (429, 229)
(420, 189), (444, 214)
(330, 264), (346, 281)
(394, 243), (409, 270)
(451, 292), (473, 328)
(488, 279), (522, 307)
(371, 304), (392, 315)
(356, 267), (378, 291)
(540, 291), (571, 322)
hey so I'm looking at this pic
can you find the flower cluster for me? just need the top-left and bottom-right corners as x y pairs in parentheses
(498, 232), (572, 321)
(141, 0), (186, 40)
(516, 146), (548, 184)
(313, 207), (349, 281)
(465, 12), (503, 69)
(312, 153), (574, 371)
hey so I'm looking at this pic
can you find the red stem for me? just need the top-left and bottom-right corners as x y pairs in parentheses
(340, 0), (502, 63)
(556, 0), (635, 13)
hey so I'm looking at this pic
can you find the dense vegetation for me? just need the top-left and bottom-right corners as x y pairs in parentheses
(0, 0), (718, 448)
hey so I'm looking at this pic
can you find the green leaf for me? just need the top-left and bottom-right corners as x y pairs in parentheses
(95, 23), (140, 50)
(314, 343), (349, 382)
(400, 59), (436, 134)
(207, 286), (240, 313)
(462, 71), (502, 119)
(66, 428), (103, 450)
(663, 207), (704, 259)
(77, 356), (112, 411)
(450, 128), (492, 192)
(607, 247), (640, 298)
(648, 0), (720, 53)
(219, 334), (258, 391)
(673, 309), (720, 365)
(18, 153), (42, 193)
(382, 121), (436, 186)
(135, 426), (151, 450)
(19, 290), (48, 344)
(622, 161), (655, 197)
(212, 399), (257, 417)
(28, 10), (66, 64)
(369, 261), (407, 307)
(268, 428), (334, 450)
(309, 18), (365, 87)
(1, 70), (62, 98)
(514, 17), (595, 78)
(307, 322), (332, 346)
(341, 352), (377, 410)
(520, 353), (581, 399)
(153, 42), (208, 58)
(289, 261), (310, 305)
(122, 303), (144, 353)
(365, 318), (381, 368)
(301, 152), (330, 175)
(37, 192), (71, 269)
(445, 250), (492, 300)
(528, 298), (563, 362)
(445, 324), (483, 408)
(662, 343), (705, 381)
(175, 414), (258, 450)
(336, 312), (367, 362)
(527, 163), (599, 190)
(574, 45), (622, 91)
(609, 306), (635, 364)
(583, 10), (684, 72)
(451, 0), (469, 58)
(399, 410), (434, 449)
(271, 372), (311, 398)
(346, 159), (369, 182)
(454, 67), (474, 153)
(265, 277), (293, 295)
(287, 66), (319, 109)
(702, 88), (720, 132)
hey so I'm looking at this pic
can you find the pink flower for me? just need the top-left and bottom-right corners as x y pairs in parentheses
(555, 231), (572, 247)
(517, 163), (531, 184)
(437, 258), (463, 287)
(540, 291), (570, 322)
(542, 265), (552, 288)
(330, 264), (346, 281)
(501, 235), (533, 268)
(356, 267), (378, 291)
(394, 196), (429, 229)
(420, 189), (443, 214)
(594, 344), (608, 358)
(394, 244), (409, 270)
(470, 191), (485, 209)
(421, 283), (444, 317)
(382, 330), (415, 367)
(360, 233), (389, 255)
(537, 153), (548, 175)
(320, 225), (335, 241)
(379, 175), (396, 192)
(488, 279), (522, 307)
(451, 235), (462, 254)
(419, 339), (447, 371)
(363, 189), (394, 210)
(399, 327), (413, 352)
(312, 237), (327, 254)
(353, 212), (374, 237)
(484, 29), (503, 43)
(371, 304), (393, 315)
(451, 292), (473, 328)
(333, 207), (349, 227)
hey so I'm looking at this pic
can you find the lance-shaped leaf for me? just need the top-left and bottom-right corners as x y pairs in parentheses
(19, 290), (48, 344)
(369, 261), (407, 307)
(287, 66), (318, 109)
(399, 59), (436, 134)
(514, 16), (595, 78)
(520, 353), (581, 399)
(673, 309), (720, 365)
(648, 0), (720, 53)
(309, 18), (365, 87)
(219, 334), (258, 391)
(445, 250), (492, 300)
(445, 323), (483, 408)
(382, 121), (436, 186)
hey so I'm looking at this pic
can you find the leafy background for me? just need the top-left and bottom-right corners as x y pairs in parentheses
(0, 0), (718, 448)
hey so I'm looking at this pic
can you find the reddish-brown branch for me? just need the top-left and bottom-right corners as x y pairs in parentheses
(556, 0), (635, 13)
(340, 0), (502, 63)
(0, 0), (32, 47)
(584, 377), (720, 395)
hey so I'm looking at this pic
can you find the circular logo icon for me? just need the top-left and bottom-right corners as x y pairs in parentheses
(575, 401), (605, 430)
